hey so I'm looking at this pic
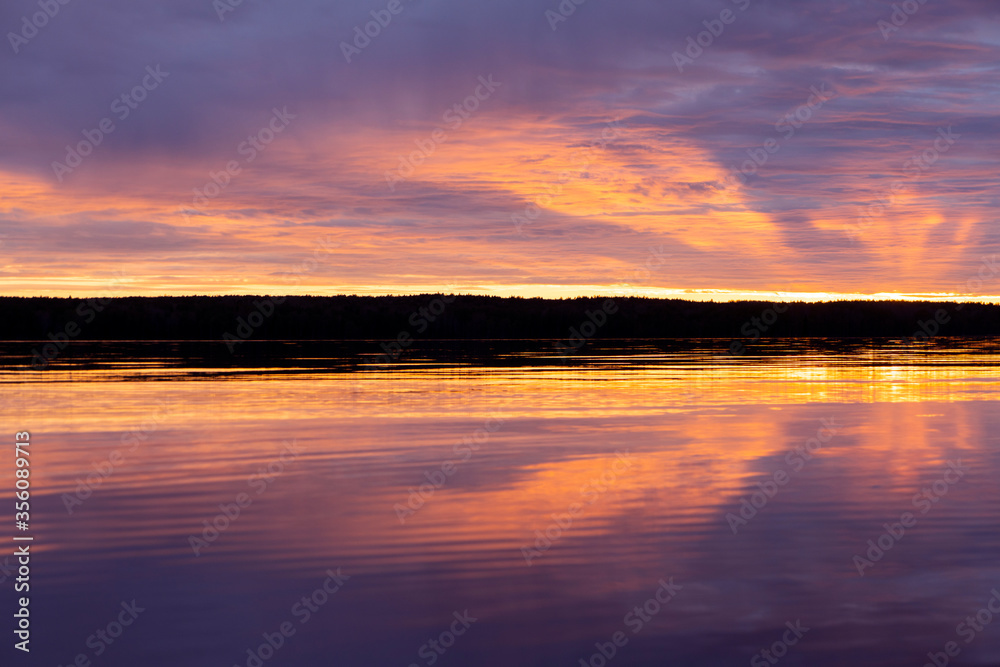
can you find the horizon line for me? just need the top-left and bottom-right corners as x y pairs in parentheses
(3, 286), (1000, 305)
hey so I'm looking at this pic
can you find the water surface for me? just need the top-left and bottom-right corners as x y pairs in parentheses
(2, 339), (999, 666)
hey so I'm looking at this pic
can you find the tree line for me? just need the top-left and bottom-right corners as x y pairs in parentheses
(1, 294), (998, 342)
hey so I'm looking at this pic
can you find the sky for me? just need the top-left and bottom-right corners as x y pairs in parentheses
(1, 0), (998, 300)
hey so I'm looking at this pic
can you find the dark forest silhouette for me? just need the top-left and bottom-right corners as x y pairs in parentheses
(2, 295), (998, 342)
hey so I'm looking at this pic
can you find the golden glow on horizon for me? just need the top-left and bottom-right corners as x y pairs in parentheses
(1, 278), (999, 304)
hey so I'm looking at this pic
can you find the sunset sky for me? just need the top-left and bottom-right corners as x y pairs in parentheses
(1, 0), (998, 300)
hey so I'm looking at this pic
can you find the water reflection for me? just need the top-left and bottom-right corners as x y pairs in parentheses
(1, 340), (999, 666)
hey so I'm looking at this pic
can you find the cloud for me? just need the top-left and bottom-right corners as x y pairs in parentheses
(1, 0), (999, 297)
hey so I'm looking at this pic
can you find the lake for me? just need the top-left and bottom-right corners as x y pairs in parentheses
(2, 339), (999, 666)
